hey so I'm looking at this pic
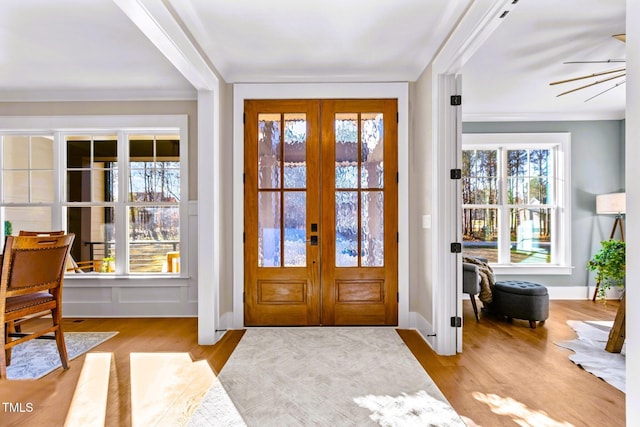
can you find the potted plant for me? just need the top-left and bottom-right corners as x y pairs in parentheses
(587, 239), (626, 301)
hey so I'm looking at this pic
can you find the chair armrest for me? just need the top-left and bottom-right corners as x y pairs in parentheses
(462, 262), (481, 295)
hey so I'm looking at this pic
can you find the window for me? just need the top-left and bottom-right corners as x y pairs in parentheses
(1, 135), (55, 247)
(1, 116), (188, 276)
(461, 133), (571, 274)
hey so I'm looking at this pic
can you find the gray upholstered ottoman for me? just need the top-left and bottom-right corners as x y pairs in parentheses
(489, 280), (549, 328)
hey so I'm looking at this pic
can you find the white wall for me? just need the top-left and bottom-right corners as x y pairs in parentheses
(625, 0), (639, 423)
(408, 66), (436, 338)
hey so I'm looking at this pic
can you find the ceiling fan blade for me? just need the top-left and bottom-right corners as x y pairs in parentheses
(613, 34), (626, 43)
(550, 67), (626, 86)
(563, 59), (625, 64)
(584, 80), (626, 102)
(556, 72), (626, 97)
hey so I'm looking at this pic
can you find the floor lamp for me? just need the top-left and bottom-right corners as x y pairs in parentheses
(592, 192), (626, 301)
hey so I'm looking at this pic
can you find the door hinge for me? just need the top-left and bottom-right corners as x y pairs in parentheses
(397, 292), (399, 302)
(243, 232), (246, 243)
(396, 112), (399, 123)
(450, 242), (462, 253)
(396, 172), (399, 183)
(450, 95), (462, 106)
(450, 168), (462, 179)
(243, 112), (246, 124)
(451, 316), (462, 327)
(243, 292), (245, 303)
(243, 173), (246, 184)
(397, 232), (399, 243)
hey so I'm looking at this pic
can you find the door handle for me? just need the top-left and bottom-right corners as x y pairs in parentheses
(307, 235), (318, 246)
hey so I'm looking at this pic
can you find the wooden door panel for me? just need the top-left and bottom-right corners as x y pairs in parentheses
(336, 281), (384, 303)
(244, 100), (320, 326)
(320, 99), (398, 326)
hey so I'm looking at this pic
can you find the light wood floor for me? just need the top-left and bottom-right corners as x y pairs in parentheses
(0, 300), (624, 426)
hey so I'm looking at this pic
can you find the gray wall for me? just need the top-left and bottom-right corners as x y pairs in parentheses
(463, 120), (625, 288)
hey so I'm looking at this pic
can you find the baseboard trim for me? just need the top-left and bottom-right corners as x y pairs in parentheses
(408, 311), (437, 351)
(547, 286), (624, 300)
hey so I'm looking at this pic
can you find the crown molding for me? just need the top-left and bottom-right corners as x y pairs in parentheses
(0, 89), (197, 103)
(463, 110), (626, 122)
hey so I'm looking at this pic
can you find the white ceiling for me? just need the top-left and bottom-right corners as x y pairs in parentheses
(462, 0), (626, 121)
(0, 0), (627, 120)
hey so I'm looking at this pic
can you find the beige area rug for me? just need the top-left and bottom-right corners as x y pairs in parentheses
(555, 320), (625, 392)
(189, 328), (465, 427)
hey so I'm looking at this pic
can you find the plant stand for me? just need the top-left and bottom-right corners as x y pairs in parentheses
(605, 292), (625, 353)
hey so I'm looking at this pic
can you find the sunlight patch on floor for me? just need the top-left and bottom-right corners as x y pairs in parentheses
(473, 392), (575, 427)
(354, 390), (466, 426)
(130, 352), (215, 427)
(64, 353), (112, 427)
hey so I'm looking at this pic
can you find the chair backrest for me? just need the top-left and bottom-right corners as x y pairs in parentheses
(18, 230), (65, 236)
(1, 234), (75, 297)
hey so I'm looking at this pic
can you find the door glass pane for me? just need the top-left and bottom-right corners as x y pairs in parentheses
(462, 208), (498, 263)
(510, 207), (552, 264)
(361, 113), (383, 189)
(259, 191), (281, 267)
(361, 191), (384, 266)
(336, 191), (358, 267)
(335, 113), (358, 189)
(258, 114), (281, 189)
(284, 191), (306, 267)
(284, 113), (306, 189)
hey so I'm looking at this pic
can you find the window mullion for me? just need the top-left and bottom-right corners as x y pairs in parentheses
(498, 147), (511, 264)
(115, 131), (128, 275)
(53, 131), (64, 229)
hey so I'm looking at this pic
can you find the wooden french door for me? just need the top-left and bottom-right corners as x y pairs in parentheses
(244, 99), (397, 326)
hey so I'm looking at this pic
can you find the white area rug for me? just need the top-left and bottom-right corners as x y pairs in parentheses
(190, 328), (465, 427)
(555, 320), (625, 392)
(6, 331), (118, 380)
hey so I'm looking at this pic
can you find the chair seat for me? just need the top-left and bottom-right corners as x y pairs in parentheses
(5, 292), (54, 313)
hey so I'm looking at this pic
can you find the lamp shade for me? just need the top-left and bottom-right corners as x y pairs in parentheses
(596, 192), (626, 214)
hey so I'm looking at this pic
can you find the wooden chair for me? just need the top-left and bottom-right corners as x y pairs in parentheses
(18, 230), (65, 236)
(17, 231), (100, 273)
(0, 233), (75, 379)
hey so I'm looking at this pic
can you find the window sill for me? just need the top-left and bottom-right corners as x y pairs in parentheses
(490, 265), (574, 276)
(64, 274), (190, 287)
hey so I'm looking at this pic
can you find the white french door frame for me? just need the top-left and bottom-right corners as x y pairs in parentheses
(431, 0), (517, 354)
(232, 83), (409, 329)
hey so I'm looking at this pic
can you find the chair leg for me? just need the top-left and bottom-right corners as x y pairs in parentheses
(1, 325), (7, 379)
(469, 294), (480, 321)
(52, 309), (69, 370)
(5, 321), (15, 365)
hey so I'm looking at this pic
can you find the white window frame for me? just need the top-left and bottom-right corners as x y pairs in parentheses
(462, 132), (572, 275)
(0, 115), (189, 278)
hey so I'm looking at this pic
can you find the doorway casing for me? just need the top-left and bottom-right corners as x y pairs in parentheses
(232, 83), (410, 329)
